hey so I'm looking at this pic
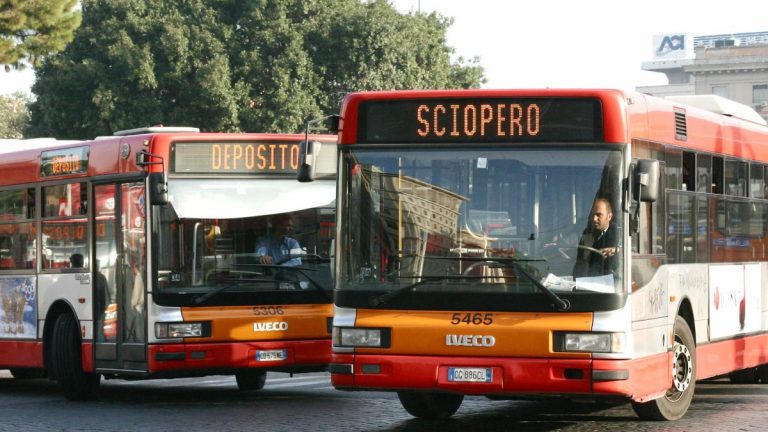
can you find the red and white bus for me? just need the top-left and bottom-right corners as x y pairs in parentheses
(326, 89), (768, 420)
(0, 128), (337, 399)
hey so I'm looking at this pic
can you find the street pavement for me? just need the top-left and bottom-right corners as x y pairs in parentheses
(0, 370), (766, 431)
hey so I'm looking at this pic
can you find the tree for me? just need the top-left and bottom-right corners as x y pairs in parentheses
(28, 0), (485, 139)
(0, 91), (31, 138)
(0, 0), (81, 71)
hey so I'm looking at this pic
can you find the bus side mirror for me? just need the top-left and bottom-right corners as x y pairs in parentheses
(329, 115), (340, 134)
(298, 140), (321, 183)
(635, 159), (660, 202)
(148, 172), (169, 205)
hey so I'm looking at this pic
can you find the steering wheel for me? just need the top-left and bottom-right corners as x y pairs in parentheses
(541, 243), (574, 260)
(461, 260), (502, 276)
(577, 245), (605, 257)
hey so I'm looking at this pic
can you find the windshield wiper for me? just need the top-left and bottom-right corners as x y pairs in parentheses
(415, 256), (571, 312)
(275, 265), (333, 300)
(369, 276), (449, 307)
(503, 259), (570, 311)
(233, 261), (334, 300)
(193, 281), (244, 305)
(192, 263), (302, 305)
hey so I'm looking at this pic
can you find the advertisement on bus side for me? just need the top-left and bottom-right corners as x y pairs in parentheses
(0, 276), (36, 338)
(709, 264), (762, 339)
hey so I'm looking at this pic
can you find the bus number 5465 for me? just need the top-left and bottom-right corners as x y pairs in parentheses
(450, 313), (493, 325)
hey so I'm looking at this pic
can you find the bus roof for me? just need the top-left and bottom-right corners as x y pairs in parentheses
(112, 126), (201, 136)
(666, 95), (767, 126)
(0, 138), (84, 154)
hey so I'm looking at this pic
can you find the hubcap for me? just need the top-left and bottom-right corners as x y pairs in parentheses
(671, 342), (693, 392)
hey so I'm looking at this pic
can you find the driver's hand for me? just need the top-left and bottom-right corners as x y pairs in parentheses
(600, 247), (617, 257)
(259, 255), (273, 264)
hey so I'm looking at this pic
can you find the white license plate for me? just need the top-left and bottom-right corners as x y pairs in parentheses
(256, 349), (287, 362)
(447, 367), (492, 383)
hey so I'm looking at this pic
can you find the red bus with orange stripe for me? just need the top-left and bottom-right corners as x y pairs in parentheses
(0, 127), (336, 399)
(325, 89), (768, 420)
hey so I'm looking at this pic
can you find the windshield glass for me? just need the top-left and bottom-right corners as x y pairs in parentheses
(154, 179), (336, 306)
(338, 147), (624, 302)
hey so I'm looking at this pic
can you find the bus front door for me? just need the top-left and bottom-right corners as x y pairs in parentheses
(93, 182), (148, 373)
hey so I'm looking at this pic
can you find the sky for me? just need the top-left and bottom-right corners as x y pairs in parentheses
(2, 0), (766, 96)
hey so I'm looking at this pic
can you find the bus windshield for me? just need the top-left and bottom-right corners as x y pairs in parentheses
(153, 179), (336, 306)
(338, 146), (624, 304)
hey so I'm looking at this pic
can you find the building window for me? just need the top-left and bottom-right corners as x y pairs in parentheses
(754, 84), (768, 110)
(712, 85), (729, 99)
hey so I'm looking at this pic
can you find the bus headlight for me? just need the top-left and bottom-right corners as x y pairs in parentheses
(155, 322), (211, 339)
(332, 327), (390, 348)
(554, 332), (625, 353)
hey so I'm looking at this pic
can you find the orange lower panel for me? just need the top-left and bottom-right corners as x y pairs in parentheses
(332, 351), (672, 402)
(148, 339), (331, 373)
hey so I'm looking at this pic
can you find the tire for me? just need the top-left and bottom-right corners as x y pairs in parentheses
(757, 365), (768, 383)
(729, 368), (758, 384)
(50, 313), (100, 400)
(397, 391), (464, 419)
(235, 370), (267, 391)
(632, 315), (695, 421)
(9, 368), (47, 380)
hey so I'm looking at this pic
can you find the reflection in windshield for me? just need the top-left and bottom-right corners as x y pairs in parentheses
(339, 147), (624, 297)
(154, 198), (335, 305)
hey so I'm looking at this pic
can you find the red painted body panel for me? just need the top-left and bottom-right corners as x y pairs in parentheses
(0, 133), (336, 185)
(333, 332), (768, 401)
(0, 341), (43, 368)
(332, 352), (670, 401)
(338, 89), (768, 163)
(147, 339), (331, 373)
(696, 332), (768, 379)
(82, 342), (94, 372)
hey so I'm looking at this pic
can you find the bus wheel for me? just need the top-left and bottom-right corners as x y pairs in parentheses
(757, 365), (768, 383)
(9, 368), (46, 379)
(397, 391), (464, 419)
(51, 313), (100, 400)
(631, 315), (695, 421)
(235, 370), (267, 391)
(729, 367), (758, 383)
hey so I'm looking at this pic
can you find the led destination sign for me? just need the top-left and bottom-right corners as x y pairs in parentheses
(40, 146), (89, 177)
(358, 98), (603, 144)
(172, 142), (301, 174)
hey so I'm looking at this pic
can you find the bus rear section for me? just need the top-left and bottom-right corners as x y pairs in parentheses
(0, 129), (337, 399)
(328, 89), (768, 421)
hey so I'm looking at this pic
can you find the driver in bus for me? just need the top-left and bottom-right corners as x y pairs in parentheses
(573, 197), (619, 277)
(255, 213), (302, 267)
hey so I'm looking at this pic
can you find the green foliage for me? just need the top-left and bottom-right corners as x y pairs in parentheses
(0, 91), (31, 138)
(0, 0), (81, 70)
(28, 0), (485, 139)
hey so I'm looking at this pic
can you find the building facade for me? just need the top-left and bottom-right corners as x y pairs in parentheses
(638, 31), (768, 123)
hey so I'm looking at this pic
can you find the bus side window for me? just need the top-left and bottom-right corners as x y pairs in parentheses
(712, 156), (724, 194)
(749, 163), (765, 199)
(666, 149), (682, 190)
(41, 183), (89, 270)
(725, 159), (748, 197)
(682, 152), (695, 191)
(696, 154), (712, 193)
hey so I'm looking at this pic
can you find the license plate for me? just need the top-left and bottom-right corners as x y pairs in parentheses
(256, 349), (287, 362)
(447, 367), (492, 383)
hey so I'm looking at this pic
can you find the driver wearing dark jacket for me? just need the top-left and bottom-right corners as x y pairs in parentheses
(573, 198), (618, 277)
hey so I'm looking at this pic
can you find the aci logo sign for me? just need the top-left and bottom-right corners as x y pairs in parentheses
(653, 34), (688, 59)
